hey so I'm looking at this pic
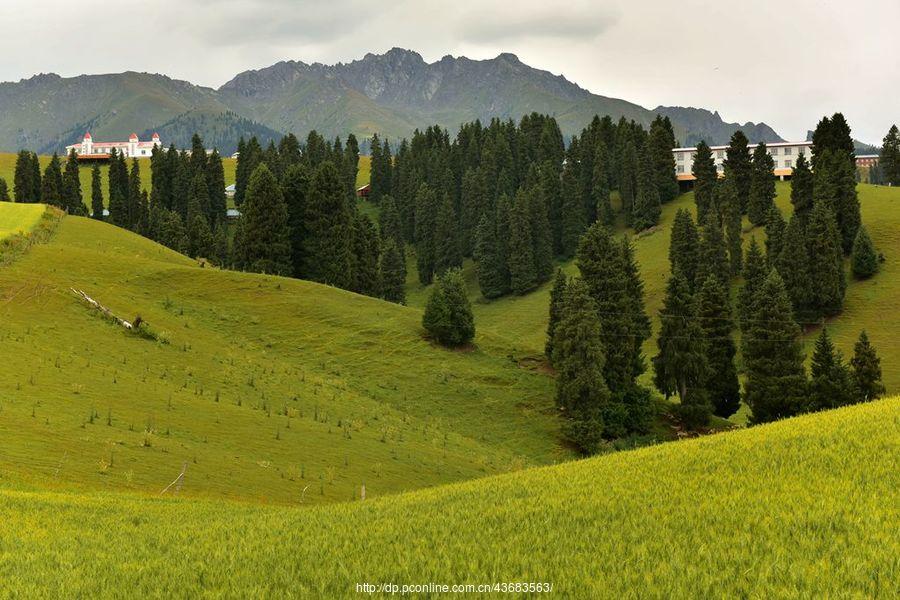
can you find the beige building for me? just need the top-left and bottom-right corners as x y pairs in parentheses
(673, 141), (814, 181)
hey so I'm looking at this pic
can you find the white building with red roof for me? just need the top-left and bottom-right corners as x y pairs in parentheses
(65, 132), (162, 159)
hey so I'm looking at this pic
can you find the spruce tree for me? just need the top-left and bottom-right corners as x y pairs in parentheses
(692, 141), (717, 224)
(127, 159), (142, 230)
(592, 140), (614, 225)
(696, 275), (741, 418)
(29, 152), (42, 203)
(620, 235), (652, 383)
(107, 150), (126, 226)
(807, 201), (846, 317)
(282, 163), (311, 278)
(414, 184), (438, 285)
(473, 212), (505, 299)
(433, 192), (462, 277)
(776, 215), (813, 320)
(723, 130), (752, 210)
(696, 210), (730, 289)
(560, 161), (586, 257)
(422, 268), (475, 347)
(234, 164), (292, 276)
(648, 115), (680, 204)
(459, 169), (485, 255)
(747, 143), (776, 225)
(545, 269), (568, 361)
(718, 179), (743, 275)
(351, 212), (380, 297)
(880, 124), (900, 186)
(40, 153), (63, 207)
(851, 225), (878, 279)
(0, 178), (8, 201)
(379, 239), (406, 304)
(632, 147), (661, 231)
(205, 149), (227, 222)
(790, 152), (814, 221)
(808, 327), (856, 412)
(529, 182), (554, 283)
(186, 172), (213, 258)
(302, 161), (353, 288)
(551, 278), (609, 453)
(834, 149), (862, 254)
(738, 237), (766, 326)
(234, 137), (261, 206)
(14, 150), (38, 202)
(618, 140), (638, 226)
(850, 330), (885, 401)
(62, 149), (84, 215)
(652, 273), (710, 428)
(742, 270), (807, 423)
(668, 208), (699, 290)
(764, 205), (786, 264)
(508, 189), (536, 295)
(90, 164), (104, 219)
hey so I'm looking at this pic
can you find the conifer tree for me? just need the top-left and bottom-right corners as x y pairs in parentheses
(747, 143), (776, 225)
(592, 140), (614, 225)
(718, 179), (743, 275)
(282, 163), (311, 278)
(378, 239), (406, 304)
(834, 149), (862, 254)
(551, 278), (609, 453)
(738, 237), (766, 326)
(508, 189), (536, 295)
(723, 130), (752, 211)
(851, 225), (878, 279)
(234, 137), (261, 206)
(422, 268), (475, 347)
(473, 212), (506, 299)
(808, 328), (856, 412)
(528, 184), (554, 283)
(414, 184), (438, 285)
(560, 161), (586, 257)
(668, 208), (699, 289)
(14, 150), (38, 202)
(776, 215), (813, 320)
(764, 205), (786, 264)
(696, 275), (741, 418)
(212, 220), (229, 266)
(0, 178), (8, 201)
(545, 269), (568, 361)
(205, 149), (227, 222)
(880, 124), (900, 186)
(127, 159), (142, 230)
(90, 164), (104, 220)
(692, 141), (717, 224)
(850, 331), (885, 401)
(648, 115), (680, 204)
(351, 212), (380, 297)
(107, 149), (127, 226)
(807, 201), (846, 317)
(40, 152), (63, 207)
(696, 210), (730, 289)
(303, 161), (353, 287)
(652, 273), (710, 428)
(378, 195), (404, 250)
(156, 209), (189, 254)
(189, 133), (207, 176)
(187, 172), (214, 258)
(62, 149), (84, 214)
(620, 235), (652, 383)
(632, 148), (661, 231)
(790, 152), (814, 221)
(618, 140), (638, 226)
(29, 152), (42, 203)
(234, 164), (292, 276)
(459, 169), (485, 255)
(742, 270), (807, 424)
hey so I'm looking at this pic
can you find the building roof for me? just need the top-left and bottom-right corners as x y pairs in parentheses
(673, 140), (813, 152)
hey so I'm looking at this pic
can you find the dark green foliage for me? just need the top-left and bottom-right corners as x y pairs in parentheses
(62, 150), (84, 215)
(880, 125), (900, 186)
(776, 215), (812, 320)
(790, 152), (814, 220)
(738, 237), (766, 327)
(551, 278), (609, 453)
(378, 239), (406, 305)
(186, 172), (214, 258)
(189, 133), (207, 177)
(811, 113), (855, 169)
(414, 184), (438, 285)
(632, 147), (661, 231)
(473, 212), (507, 299)
(747, 143), (776, 226)
(422, 268), (475, 347)
(618, 140), (638, 226)
(234, 137), (262, 206)
(806, 201), (846, 317)
(560, 161), (586, 257)
(696, 210), (730, 289)
(40, 153), (63, 207)
(303, 161), (353, 287)
(205, 149), (227, 222)
(652, 273), (710, 428)
(592, 141), (614, 225)
(107, 149), (127, 226)
(369, 134), (393, 203)
(433, 193), (462, 277)
(808, 328), (856, 412)
(851, 226), (878, 279)
(718, 179), (743, 276)
(127, 159), (143, 230)
(742, 270), (807, 424)
(814, 149), (861, 254)
(0, 178), (8, 201)
(692, 141), (717, 224)
(696, 275), (741, 418)
(545, 269), (568, 361)
(281, 163), (311, 278)
(850, 331), (885, 402)
(350, 213), (381, 297)
(648, 115), (680, 204)
(528, 182), (554, 283)
(90, 165), (103, 219)
(668, 208), (699, 289)
(723, 130), (752, 210)
(153, 206), (189, 254)
(378, 195), (404, 250)
(764, 205), (786, 264)
(14, 150), (41, 203)
(459, 169), (485, 255)
(620, 235), (651, 382)
(234, 164), (292, 276)
(508, 190), (536, 295)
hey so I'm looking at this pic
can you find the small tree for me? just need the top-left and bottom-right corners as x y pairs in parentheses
(90, 165), (104, 220)
(808, 328), (856, 412)
(668, 208), (699, 289)
(422, 268), (475, 347)
(738, 237), (767, 327)
(378, 239), (406, 305)
(850, 331), (885, 402)
(234, 164), (292, 276)
(545, 269), (568, 361)
(696, 275), (741, 418)
(850, 226), (878, 279)
(0, 178), (10, 201)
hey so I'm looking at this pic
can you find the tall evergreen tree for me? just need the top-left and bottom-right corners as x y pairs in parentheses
(545, 269), (568, 361)
(790, 152), (814, 221)
(127, 159), (142, 230)
(652, 273), (710, 427)
(647, 115), (680, 204)
(851, 225), (879, 279)
(560, 161), (586, 257)
(806, 201), (846, 317)
(696, 210), (730, 289)
(62, 149), (84, 214)
(742, 270), (807, 424)
(107, 149), (127, 226)
(303, 161), (353, 287)
(718, 179), (743, 275)
(850, 331), (885, 402)
(696, 275), (741, 418)
(668, 208), (699, 289)
(0, 178), (8, 202)
(422, 268), (475, 347)
(281, 163), (311, 278)
(378, 239), (406, 305)
(459, 169), (485, 255)
(738, 237), (766, 326)
(414, 184), (438, 285)
(776, 215), (813, 321)
(234, 164), (292, 276)
(433, 192), (462, 277)
(592, 140), (614, 225)
(508, 189), (537, 295)
(764, 205), (786, 264)
(205, 149), (227, 222)
(723, 130), (752, 211)
(528, 183), (554, 283)
(880, 124), (900, 186)
(618, 140), (638, 226)
(551, 278), (609, 453)
(808, 327), (856, 412)
(473, 212), (506, 299)
(378, 195), (404, 250)
(40, 153), (63, 207)
(632, 147), (661, 231)
(692, 141), (718, 224)
(186, 172), (213, 257)
(620, 235), (652, 384)
(351, 212), (381, 297)
(14, 150), (39, 202)
(234, 137), (261, 206)
(90, 164), (104, 220)
(747, 143), (776, 225)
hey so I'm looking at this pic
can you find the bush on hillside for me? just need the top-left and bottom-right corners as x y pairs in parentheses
(422, 268), (475, 347)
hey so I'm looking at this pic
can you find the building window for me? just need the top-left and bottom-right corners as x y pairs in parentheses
(785, 159), (792, 168)
(773, 160), (779, 168)
(783, 147), (792, 156)
(676, 152), (684, 162)
(717, 150), (724, 159)
(771, 147), (779, 156)
(677, 165), (684, 173)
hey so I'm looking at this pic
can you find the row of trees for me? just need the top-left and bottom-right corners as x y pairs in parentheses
(10, 149), (86, 213)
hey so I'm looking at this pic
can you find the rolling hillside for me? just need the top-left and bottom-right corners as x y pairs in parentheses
(405, 182), (900, 396)
(0, 206), (566, 504)
(0, 397), (895, 596)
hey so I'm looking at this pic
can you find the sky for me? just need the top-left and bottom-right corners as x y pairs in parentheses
(2, 0), (898, 143)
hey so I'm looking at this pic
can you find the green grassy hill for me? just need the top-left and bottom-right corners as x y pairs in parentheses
(1, 397), (895, 597)
(405, 182), (900, 396)
(0, 203), (44, 239)
(0, 206), (566, 504)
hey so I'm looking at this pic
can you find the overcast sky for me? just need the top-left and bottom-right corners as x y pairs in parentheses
(2, 0), (897, 142)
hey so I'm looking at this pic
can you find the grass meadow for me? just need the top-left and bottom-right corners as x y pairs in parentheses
(0, 397), (895, 597)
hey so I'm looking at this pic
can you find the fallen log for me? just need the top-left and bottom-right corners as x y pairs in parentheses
(70, 288), (133, 329)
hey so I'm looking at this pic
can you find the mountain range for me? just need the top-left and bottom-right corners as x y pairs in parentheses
(0, 48), (788, 154)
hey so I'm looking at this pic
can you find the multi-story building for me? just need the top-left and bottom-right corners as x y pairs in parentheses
(65, 132), (162, 159)
(673, 141), (814, 181)
(856, 155), (879, 168)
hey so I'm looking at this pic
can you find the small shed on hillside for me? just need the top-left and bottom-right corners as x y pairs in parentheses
(356, 183), (371, 198)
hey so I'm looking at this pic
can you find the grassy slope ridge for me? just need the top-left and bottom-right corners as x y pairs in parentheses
(0, 211), (564, 504)
(406, 182), (900, 394)
(1, 398), (896, 597)
(0, 203), (45, 239)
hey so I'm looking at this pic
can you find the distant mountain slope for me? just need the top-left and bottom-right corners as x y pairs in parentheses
(655, 106), (785, 146)
(141, 110), (284, 155)
(0, 49), (786, 151)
